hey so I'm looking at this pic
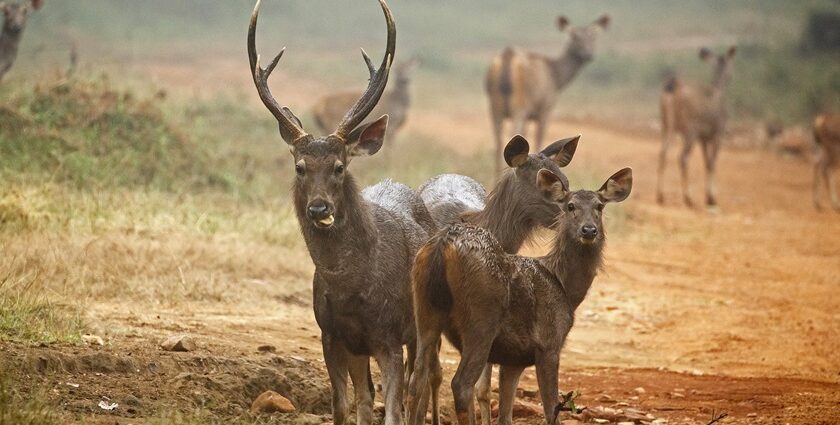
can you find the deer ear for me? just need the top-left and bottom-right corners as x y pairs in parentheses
(540, 135), (580, 167)
(346, 115), (388, 158)
(598, 168), (633, 203)
(726, 45), (737, 59)
(595, 14), (610, 30)
(504, 135), (530, 168)
(699, 47), (713, 63)
(537, 169), (568, 200)
(557, 16), (570, 31)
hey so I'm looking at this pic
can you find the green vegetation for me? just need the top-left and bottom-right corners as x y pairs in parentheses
(0, 376), (59, 425)
(0, 269), (83, 344)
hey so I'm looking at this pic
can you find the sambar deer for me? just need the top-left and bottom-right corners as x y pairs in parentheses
(813, 113), (840, 211)
(485, 14), (609, 174)
(0, 0), (42, 82)
(657, 46), (737, 208)
(248, 2), (434, 424)
(413, 134), (579, 424)
(313, 58), (418, 141)
(408, 167), (632, 425)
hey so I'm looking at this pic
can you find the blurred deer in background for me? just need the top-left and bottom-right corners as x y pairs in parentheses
(657, 46), (737, 208)
(0, 0), (43, 82)
(813, 113), (840, 211)
(248, 1), (435, 425)
(412, 134), (579, 424)
(485, 14), (609, 175)
(313, 58), (418, 141)
(408, 168), (632, 425)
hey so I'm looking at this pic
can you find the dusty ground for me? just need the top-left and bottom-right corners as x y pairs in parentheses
(3, 56), (840, 424)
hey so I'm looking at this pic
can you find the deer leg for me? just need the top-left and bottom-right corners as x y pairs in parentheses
(702, 140), (721, 207)
(429, 339), (443, 425)
(678, 135), (696, 208)
(322, 334), (351, 425)
(826, 164), (840, 211)
(451, 336), (495, 425)
(534, 349), (561, 425)
(348, 355), (374, 425)
(534, 113), (549, 151)
(657, 129), (675, 204)
(375, 348), (405, 425)
(496, 365), (525, 425)
(813, 153), (825, 211)
(408, 327), (441, 425)
(492, 114), (506, 177)
(475, 364), (493, 425)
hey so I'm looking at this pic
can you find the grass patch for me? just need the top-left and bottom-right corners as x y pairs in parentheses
(0, 269), (83, 345)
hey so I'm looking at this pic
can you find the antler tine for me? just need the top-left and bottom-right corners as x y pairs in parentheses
(333, 0), (396, 140)
(247, 0), (307, 144)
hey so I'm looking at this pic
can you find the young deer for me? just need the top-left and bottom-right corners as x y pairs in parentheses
(414, 134), (579, 423)
(0, 0), (42, 82)
(657, 46), (737, 208)
(813, 113), (840, 211)
(408, 168), (632, 425)
(313, 58), (418, 141)
(485, 14), (609, 174)
(248, 2), (434, 425)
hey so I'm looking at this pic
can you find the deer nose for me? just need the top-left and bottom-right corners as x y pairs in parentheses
(581, 224), (598, 239)
(307, 202), (330, 219)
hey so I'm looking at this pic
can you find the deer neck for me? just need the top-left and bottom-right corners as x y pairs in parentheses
(464, 172), (536, 253)
(542, 229), (603, 311)
(549, 49), (591, 92)
(294, 175), (378, 275)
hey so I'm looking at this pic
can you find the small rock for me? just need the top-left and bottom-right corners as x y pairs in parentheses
(251, 390), (296, 414)
(651, 419), (668, 425)
(597, 394), (615, 403)
(618, 422), (635, 425)
(747, 413), (758, 418)
(593, 419), (609, 424)
(633, 387), (646, 395)
(82, 334), (105, 346)
(670, 392), (685, 399)
(160, 335), (196, 352)
(257, 345), (276, 353)
(512, 399), (542, 417)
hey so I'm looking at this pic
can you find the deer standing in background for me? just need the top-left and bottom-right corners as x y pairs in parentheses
(657, 46), (737, 208)
(313, 58), (418, 141)
(485, 14), (609, 174)
(248, 2), (435, 425)
(813, 113), (840, 211)
(0, 0), (42, 82)
(408, 168), (632, 425)
(412, 134), (579, 424)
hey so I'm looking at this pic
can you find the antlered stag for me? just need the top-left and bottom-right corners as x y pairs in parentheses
(313, 58), (418, 141)
(247, 2), (434, 424)
(412, 134), (579, 424)
(409, 168), (632, 425)
(0, 0), (43, 82)
(657, 46), (736, 208)
(813, 113), (840, 211)
(485, 14), (609, 174)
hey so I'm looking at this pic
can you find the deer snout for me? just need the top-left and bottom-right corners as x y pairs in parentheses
(307, 200), (335, 226)
(581, 224), (598, 240)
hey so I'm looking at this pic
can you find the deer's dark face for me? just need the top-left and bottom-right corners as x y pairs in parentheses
(504, 135), (579, 228)
(538, 167), (632, 245)
(290, 115), (388, 230)
(559, 15), (610, 62)
(2, 3), (32, 33)
(700, 46), (737, 88)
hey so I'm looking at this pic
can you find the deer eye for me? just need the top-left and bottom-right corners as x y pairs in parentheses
(335, 163), (345, 175)
(596, 203), (605, 212)
(295, 162), (305, 177)
(567, 203), (576, 212)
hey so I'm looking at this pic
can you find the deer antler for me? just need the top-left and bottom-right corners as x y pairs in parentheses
(332, 0), (396, 141)
(247, 0), (307, 144)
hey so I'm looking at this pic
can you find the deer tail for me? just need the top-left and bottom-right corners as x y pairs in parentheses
(413, 237), (455, 313)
